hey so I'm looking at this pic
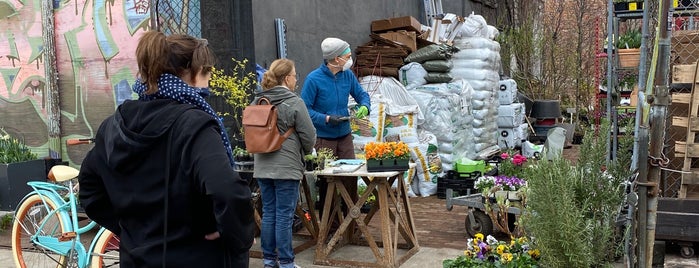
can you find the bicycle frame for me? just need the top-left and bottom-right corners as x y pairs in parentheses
(22, 180), (103, 267)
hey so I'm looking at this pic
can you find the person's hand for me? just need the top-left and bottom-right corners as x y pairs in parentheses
(327, 115), (344, 125)
(204, 231), (220, 240)
(356, 106), (368, 119)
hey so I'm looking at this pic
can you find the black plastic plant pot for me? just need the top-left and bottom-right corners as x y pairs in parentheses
(614, 2), (628, 11)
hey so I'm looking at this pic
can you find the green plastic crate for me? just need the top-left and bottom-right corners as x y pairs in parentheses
(455, 159), (486, 174)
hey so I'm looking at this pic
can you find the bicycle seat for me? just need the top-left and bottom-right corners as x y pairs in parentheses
(48, 165), (79, 182)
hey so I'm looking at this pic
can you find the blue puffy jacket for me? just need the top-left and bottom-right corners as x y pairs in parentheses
(300, 63), (371, 139)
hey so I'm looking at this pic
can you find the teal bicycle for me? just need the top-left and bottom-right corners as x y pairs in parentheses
(11, 138), (119, 268)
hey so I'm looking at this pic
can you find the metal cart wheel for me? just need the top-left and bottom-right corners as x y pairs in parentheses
(465, 210), (493, 237)
(681, 245), (695, 259)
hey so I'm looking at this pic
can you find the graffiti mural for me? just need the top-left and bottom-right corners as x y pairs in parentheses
(1, 0), (200, 165)
(0, 0), (150, 165)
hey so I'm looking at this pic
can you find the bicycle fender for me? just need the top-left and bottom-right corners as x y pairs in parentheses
(16, 190), (73, 232)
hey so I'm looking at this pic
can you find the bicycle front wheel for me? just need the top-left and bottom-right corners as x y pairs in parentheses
(12, 193), (70, 268)
(90, 229), (120, 268)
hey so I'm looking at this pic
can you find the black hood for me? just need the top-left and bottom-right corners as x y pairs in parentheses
(102, 99), (194, 169)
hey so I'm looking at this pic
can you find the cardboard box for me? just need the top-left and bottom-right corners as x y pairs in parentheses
(371, 16), (422, 33)
(378, 31), (417, 52)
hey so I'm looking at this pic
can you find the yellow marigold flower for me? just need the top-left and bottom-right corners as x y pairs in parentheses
(501, 253), (513, 263)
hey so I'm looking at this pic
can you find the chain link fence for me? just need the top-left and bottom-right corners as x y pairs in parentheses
(665, 1), (699, 198)
(153, 0), (202, 37)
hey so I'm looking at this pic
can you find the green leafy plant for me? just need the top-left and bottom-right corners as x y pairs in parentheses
(0, 133), (37, 164)
(233, 146), (252, 161)
(209, 58), (257, 139)
(616, 29), (641, 49)
(0, 213), (13, 231)
(520, 121), (628, 267)
(304, 148), (337, 172)
(357, 184), (376, 204)
(443, 233), (540, 268)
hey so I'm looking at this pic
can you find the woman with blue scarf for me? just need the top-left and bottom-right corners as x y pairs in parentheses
(78, 31), (254, 268)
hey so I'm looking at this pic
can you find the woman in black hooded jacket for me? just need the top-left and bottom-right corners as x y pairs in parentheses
(78, 31), (254, 268)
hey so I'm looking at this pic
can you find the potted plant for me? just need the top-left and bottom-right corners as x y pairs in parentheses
(303, 148), (337, 172)
(232, 146), (253, 171)
(363, 141), (411, 172)
(0, 133), (47, 211)
(616, 28), (641, 68)
(357, 184), (376, 213)
(613, 0), (643, 12)
(209, 58), (257, 144)
(443, 233), (540, 268)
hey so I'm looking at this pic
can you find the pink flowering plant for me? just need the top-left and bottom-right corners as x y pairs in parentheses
(443, 233), (540, 268)
(498, 152), (530, 180)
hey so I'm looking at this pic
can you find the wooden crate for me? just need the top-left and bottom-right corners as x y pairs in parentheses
(672, 64), (697, 84)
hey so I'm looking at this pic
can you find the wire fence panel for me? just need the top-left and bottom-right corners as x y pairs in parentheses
(666, 2), (699, 198)
(154, 0), (202, 37)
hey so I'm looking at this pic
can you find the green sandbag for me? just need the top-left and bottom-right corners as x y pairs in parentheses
(422, 60), (453, 72)
(405, 44), (459, 63)
(424, 72), (453, 83)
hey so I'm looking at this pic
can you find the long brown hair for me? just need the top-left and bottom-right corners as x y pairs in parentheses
(135, 31), (216, 94)
(261, 59), (295, 90)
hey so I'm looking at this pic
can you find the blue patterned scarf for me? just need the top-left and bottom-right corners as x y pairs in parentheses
(132, 73), (235, 167)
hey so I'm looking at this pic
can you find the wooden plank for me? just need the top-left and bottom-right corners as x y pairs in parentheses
(673, 116), (688, 127)
(675, 141), (686, 158)
(656, 198), (699, 241)
(672, 116), (699, 130)
(672, 64), (697, 83)
(656, 211), (699, 241)
(672, 93), (692, 104)
(658, 197), (699, 213)
(683, 143), (699, 158)
(681, 61), (699, 198)
(681, 171), (699, 185)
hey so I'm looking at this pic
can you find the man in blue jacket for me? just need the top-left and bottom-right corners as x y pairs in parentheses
(301, 37), (371, 210)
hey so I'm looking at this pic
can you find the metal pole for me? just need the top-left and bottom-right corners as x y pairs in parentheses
(631, 1), (653, 265)
(632, 0), (652, 169)
(150, 0), (159, 31)
(41, 0), (61, 159)
(606, 0), (615, 164)
(645, 0), (672, 266)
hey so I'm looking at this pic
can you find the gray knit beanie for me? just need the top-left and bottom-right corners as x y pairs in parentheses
(321, 37), (350, 60)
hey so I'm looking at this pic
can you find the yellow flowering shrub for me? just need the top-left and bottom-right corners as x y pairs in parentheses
(209, 58), (256, 138)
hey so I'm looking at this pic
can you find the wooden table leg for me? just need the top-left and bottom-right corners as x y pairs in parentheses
(314, 174), (419, 268)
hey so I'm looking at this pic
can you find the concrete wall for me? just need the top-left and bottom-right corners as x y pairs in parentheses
(250, 0), (500, 88)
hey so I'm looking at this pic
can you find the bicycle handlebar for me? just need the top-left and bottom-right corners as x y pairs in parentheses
(66, 138), (95, 146)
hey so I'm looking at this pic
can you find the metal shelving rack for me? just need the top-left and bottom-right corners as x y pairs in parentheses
(603, 3), (646, 163)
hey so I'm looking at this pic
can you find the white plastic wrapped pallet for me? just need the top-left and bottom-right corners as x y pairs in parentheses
(449, 33), (501, 159)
